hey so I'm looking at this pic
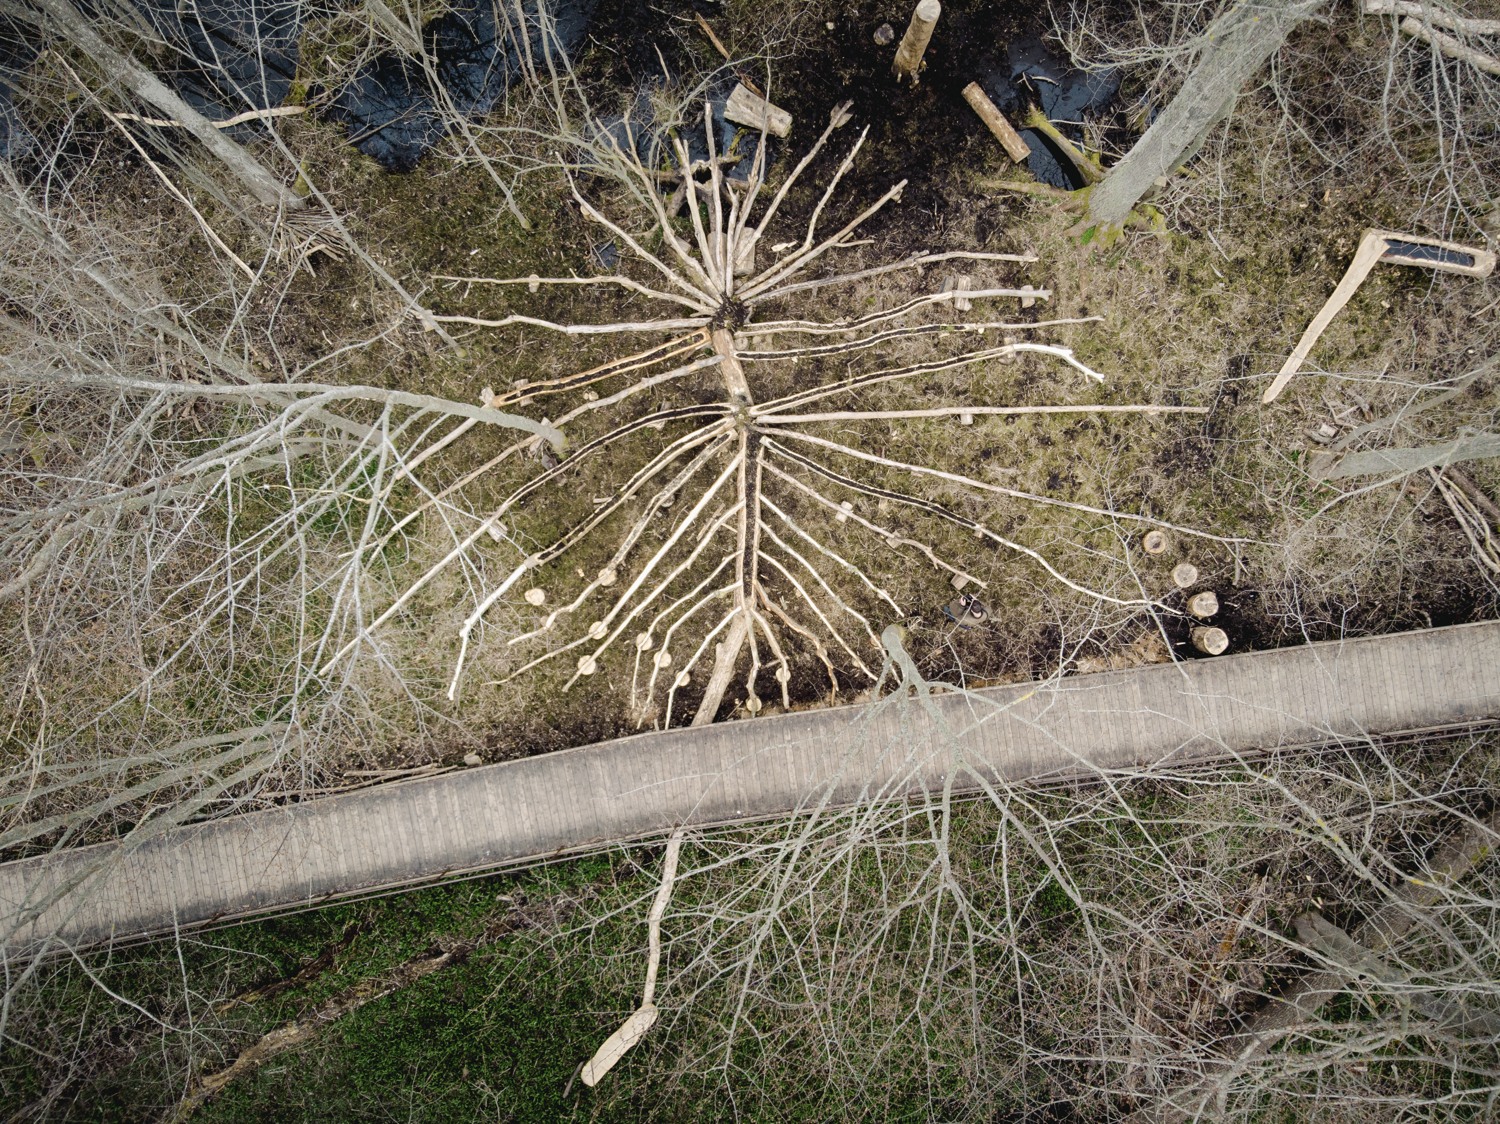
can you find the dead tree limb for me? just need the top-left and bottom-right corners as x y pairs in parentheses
(1294, 911), (1500, 1037)
(1137, 808), (1500, 1123)
(1362, 0), (1500, 33)
(1398, 15), (1500, 76)
(0, 0), (300, 210)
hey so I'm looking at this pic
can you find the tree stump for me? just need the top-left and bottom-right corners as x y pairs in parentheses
(893, 0), (941, 84)
(1190, 626), (1229, 655)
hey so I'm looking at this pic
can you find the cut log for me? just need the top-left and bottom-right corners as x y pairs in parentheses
(723, 83), (793, 138)
(893, 0), (941, 84)
(961, 82), (1031, 162)
(1191, 626), (1229, 655)
(1188, 591), (1220, 619)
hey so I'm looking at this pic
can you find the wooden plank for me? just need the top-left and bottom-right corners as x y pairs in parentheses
(2, 622), (1498, 953)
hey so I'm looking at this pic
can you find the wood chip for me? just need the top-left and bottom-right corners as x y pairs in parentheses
(724, 83), (793, 138)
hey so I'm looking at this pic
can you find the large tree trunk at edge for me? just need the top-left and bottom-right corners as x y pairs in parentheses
(1085, 0), (1323, 230)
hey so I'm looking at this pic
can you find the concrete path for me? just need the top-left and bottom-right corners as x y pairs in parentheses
(3, 621), (1497, 953)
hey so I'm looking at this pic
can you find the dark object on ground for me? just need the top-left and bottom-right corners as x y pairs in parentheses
(590, 238), (618, 269)
(0, 19), (38, 159)
(1381, 238), (1478, 269)
(943, 592), (989, 629)
(328, 0), (597, 172)
(134, 0), (302, 130)
(591, 79), (769, 185)
(973, 35), (1118, 189)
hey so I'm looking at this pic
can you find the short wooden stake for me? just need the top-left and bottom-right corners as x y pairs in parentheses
(1172, 562), (1199, 589)
(1191, 626), (1229, 655)
(961, 82), (1031, 163)
(893, 0), (941, 84)
(1142, 530), (1168, 555)
(941, 273), (973, 311)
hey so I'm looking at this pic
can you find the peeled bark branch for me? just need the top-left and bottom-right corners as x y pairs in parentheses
(1362, 0), (1500, 34)
(1398, 15), (1500, 75)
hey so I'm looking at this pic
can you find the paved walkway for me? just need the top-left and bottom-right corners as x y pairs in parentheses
(4, 622), (1498, 952)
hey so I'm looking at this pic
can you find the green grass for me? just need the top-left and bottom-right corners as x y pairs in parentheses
(5, 729), (1497, 1120)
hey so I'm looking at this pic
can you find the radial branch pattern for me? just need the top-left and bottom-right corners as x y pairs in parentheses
(324, 99), (1213, 727)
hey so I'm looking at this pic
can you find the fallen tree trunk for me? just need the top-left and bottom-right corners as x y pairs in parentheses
(1085, 0), (1324, 230)
(1319, 432), (1500, 477)
(0, 0), (301, 210)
